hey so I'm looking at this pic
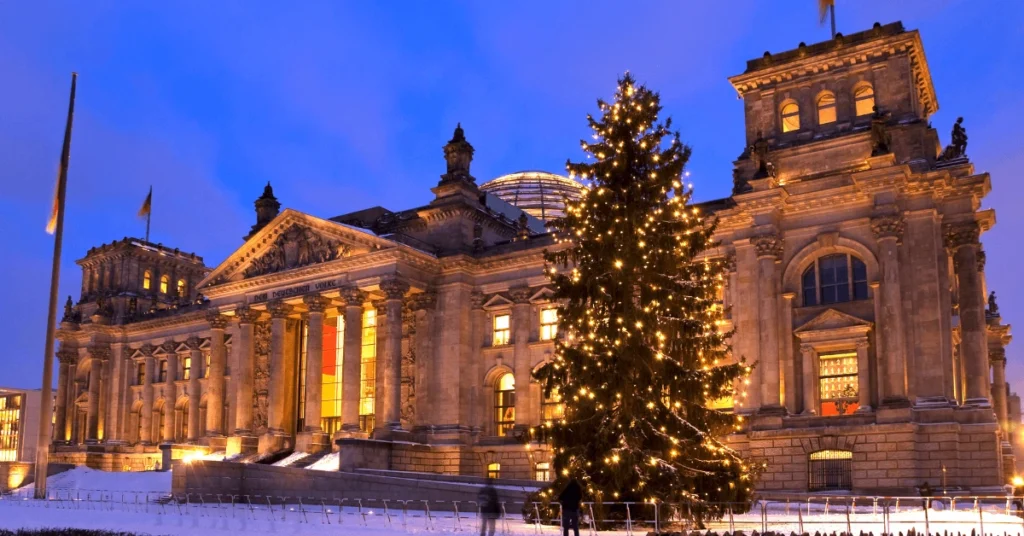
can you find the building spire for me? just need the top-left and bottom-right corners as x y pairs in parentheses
(246, 181), (281, 240)
(441, 122), (475, 184)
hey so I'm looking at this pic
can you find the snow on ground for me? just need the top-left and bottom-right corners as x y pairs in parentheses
(306, 452), (338, 471)
(17, 466), (171, 495)
(271, 452), (309, 467)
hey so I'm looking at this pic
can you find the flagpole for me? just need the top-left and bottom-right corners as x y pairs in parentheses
(145, 202), (151, 242)
(35, 72), (77, 500)
(830, 3), (837, 38)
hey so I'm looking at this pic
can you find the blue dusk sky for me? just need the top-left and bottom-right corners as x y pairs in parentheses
(0, 1), (1022, 391)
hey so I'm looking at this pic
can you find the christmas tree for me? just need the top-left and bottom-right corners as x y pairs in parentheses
(534, 74), (755, 523)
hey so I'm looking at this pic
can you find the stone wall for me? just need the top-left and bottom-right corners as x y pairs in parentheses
(172, 460), (539, 510)
(727, 416), (1002, 493)
(337, 438), (552, 481)
(0, 461), (75, 492)
(50, 443), (205, 472)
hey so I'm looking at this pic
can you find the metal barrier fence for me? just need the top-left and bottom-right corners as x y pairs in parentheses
(2, 490), (1024, 535)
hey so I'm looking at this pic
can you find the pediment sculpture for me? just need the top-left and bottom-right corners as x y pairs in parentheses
(243, 224), (352, 278)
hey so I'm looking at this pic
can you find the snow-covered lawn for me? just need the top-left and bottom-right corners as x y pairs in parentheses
(17, 466), (171, 495)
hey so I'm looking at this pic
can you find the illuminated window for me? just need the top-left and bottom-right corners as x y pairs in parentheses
(808, 450), (853, 491)
(176, 279), (186, 297)
(495, 372), (516, 436)
(535, 462), (551, 481)
(819, 352), (858, 416)
(359, 309), (377, 432)
(158, 360), (168, 383)
(136, 362), (145, 386)
(801, 254), (868, 307)
(487, 462), (501, 479)
(0, 394), (22, 462)
(817, 92), (837, 125)
(204, 352), (210, 379)
(182, 357), (191, 381)
(781, 102), (800, 133)
(322, 317), (344, 436)
(492, 314), (511, 346)
(540, 308), (558, 341)
(538, 387), (564, 443)
(854, 86), (875, 117)
(143, 270), (152, 290)
(159, 275), (169, 294)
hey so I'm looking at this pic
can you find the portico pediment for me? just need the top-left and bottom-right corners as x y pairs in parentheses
(200, 209), (395, 287)
(795, 308), (873, 336)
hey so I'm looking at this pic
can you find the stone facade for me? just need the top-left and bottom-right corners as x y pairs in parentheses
(52, 21), (1017, 494)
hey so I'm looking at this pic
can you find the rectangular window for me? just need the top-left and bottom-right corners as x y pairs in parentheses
(297, 322), (308, 430)
(819, 351), (859, 416)
(322, 316), (344, 436)
(539, 308), (558, 341)
(182, 357), (191, 381)
(158, 360), (168, 383)
(487, 462), (501, 479)
(136, 363), (145, 386)
(0, 394), (22, 462)
(535, 462), (551, 482)
(204, 352), (210, 379)
(492, 314), (510, 346)
(538, 388), (564, 443)
(359, 309), (377, 432)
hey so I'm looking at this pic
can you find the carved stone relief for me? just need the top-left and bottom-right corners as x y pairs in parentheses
(243, 224), (352, 278)
(253, 320), (271, 434)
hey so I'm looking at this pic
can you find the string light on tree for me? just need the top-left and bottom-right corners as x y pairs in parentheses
(531, 73), (756, 525)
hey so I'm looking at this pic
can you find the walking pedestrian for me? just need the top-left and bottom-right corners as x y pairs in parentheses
(558, 479), (582, 536)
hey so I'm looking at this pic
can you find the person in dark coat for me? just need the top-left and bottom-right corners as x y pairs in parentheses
(558, 479), (583, 536)
(478, 477), (501, 536)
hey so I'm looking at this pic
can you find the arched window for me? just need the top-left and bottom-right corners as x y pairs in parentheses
(817, 92), (837, 125)
(781, 102), (801, 132)
(159, 275), (169, 294)
(801, 254), (868, 306)
(176, 279), (186, 297)
(142, 270), (152, 291)
(495, 372), (516, 437)
(808, 450), (853, 491)
(854, 85), (875, 117)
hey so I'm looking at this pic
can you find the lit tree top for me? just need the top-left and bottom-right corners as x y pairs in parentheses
(536, 73), (755, 516)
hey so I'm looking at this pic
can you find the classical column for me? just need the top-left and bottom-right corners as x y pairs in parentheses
(780, 292), (797, 413)
(510, 286), (534, 429)
(85, 347), (108, 443)
(945, 222), (991, 406)
(100, 356), (112, 441)
(265, 300), (293, 435)
(410, 292), (437, 429)
(233, 306), (260, 435)
(855, 340), (872, 412)
(991, 348), (1009, 432)
(140, 345), (155, 445)
(185, 336), (203, 443)
(159, 342), (177, 443)
(339, 287), (366, 434)
(297, 295), (332, 453)
(753, 234), (784, 413)
(64, 361), (77, 443)
(53, 350), (73, 444)
(469, 292), (487, 432)
(380, 278), (409, 431)
(205, 312), (229, 438)
(872, 215), (909, 407)
(800, 345), (818, 415)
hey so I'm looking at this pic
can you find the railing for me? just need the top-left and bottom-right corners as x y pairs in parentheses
(2, 490), (1023, 535)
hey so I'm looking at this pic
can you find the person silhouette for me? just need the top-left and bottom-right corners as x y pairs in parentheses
(558, 479), (582, 536)
(478, 477), (501, 536)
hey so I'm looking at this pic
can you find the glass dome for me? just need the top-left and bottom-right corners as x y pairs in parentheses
(479, 171), (585, 222)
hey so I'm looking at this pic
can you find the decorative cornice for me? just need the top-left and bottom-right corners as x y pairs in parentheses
(206, 311), (230, 330)
(509, 286), (532, 304)
(870, 214), (905, 241)
(302, 294), (331, 314)
(235, 305), (262, 324)
(943, 222), (980, 251)
(339, 286), (367, 307)
(752, 234), (784, 259)
(267, 300), (293, 319)
(408, 291), (437, 312)
(380, 277), (410, 300)
(185, 336), (203, 351)
(470, 291), (485, 310)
